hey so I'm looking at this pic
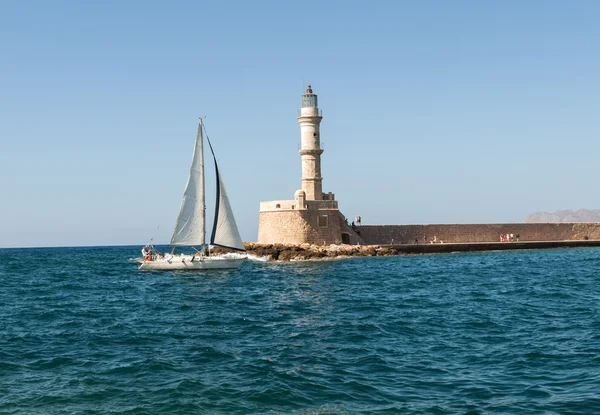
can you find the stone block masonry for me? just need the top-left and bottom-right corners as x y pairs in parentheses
(357, 223), (600, 245)
(258, 202), (343, 245)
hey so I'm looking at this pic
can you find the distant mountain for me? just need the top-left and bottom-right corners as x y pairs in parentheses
(524, 209), (600, 223)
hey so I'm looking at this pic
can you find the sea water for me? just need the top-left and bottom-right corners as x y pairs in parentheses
(1, 246), (599, 414)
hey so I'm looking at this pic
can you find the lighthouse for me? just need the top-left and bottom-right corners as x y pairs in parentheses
(298, 84), (324, 200)
(258, 85), (361, 245)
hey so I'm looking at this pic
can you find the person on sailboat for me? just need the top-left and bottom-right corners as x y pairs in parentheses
(142, 244), (154, 261)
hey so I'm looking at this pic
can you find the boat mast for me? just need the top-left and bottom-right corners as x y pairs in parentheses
(199, 117), (207, 254)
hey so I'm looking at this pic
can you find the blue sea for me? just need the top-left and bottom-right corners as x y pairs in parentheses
(1, 246), (600, 414)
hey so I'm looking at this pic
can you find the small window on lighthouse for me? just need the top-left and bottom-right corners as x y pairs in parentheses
(318, 215), (328, 228)
(276, 204), (281, 208)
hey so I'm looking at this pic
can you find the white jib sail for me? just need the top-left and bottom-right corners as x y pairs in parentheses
(211, 171), (245, 251)
(170, 120), (206, 246)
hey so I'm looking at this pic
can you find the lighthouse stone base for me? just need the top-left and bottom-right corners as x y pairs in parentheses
(257, 191), (363, 245)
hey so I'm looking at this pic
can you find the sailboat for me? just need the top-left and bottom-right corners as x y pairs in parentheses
(138, 118), (247, 271)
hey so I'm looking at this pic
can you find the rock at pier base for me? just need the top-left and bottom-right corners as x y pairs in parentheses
(242, 242), (396, 261)
(210, 240), (600, 262)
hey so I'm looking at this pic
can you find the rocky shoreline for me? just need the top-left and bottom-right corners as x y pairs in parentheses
(242, 242), (400, 261)
(212, 240), (600, 261)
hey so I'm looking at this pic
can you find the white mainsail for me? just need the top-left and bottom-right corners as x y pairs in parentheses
(210, 167), (245, 251)
(170, 120), (206, 246)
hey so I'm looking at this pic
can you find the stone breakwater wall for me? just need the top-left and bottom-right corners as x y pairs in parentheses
(356, 223), (600, 245)
(241, 240), (600, 261)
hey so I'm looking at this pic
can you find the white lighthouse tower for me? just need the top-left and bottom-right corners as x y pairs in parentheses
(298, 84), (324, 201)
(257, 85), (361, 245)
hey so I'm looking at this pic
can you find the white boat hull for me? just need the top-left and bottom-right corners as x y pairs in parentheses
(138, 253), (246, 271)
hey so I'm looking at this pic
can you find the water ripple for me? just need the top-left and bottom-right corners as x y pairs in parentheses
(1, 246), (600, 413)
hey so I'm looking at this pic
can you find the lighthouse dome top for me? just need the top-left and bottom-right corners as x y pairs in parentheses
(301, 84), (318, 108)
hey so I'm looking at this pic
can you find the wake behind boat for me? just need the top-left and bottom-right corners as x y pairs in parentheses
(138, 119), (247, 271)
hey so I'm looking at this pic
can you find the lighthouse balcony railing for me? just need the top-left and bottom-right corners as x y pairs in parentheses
(298, 109), (323, 117)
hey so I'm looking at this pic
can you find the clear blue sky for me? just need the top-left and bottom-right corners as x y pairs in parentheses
(1, 0), (599, 248)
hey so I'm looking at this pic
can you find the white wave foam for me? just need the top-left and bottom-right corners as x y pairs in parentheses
(247, 254), (270, 262)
